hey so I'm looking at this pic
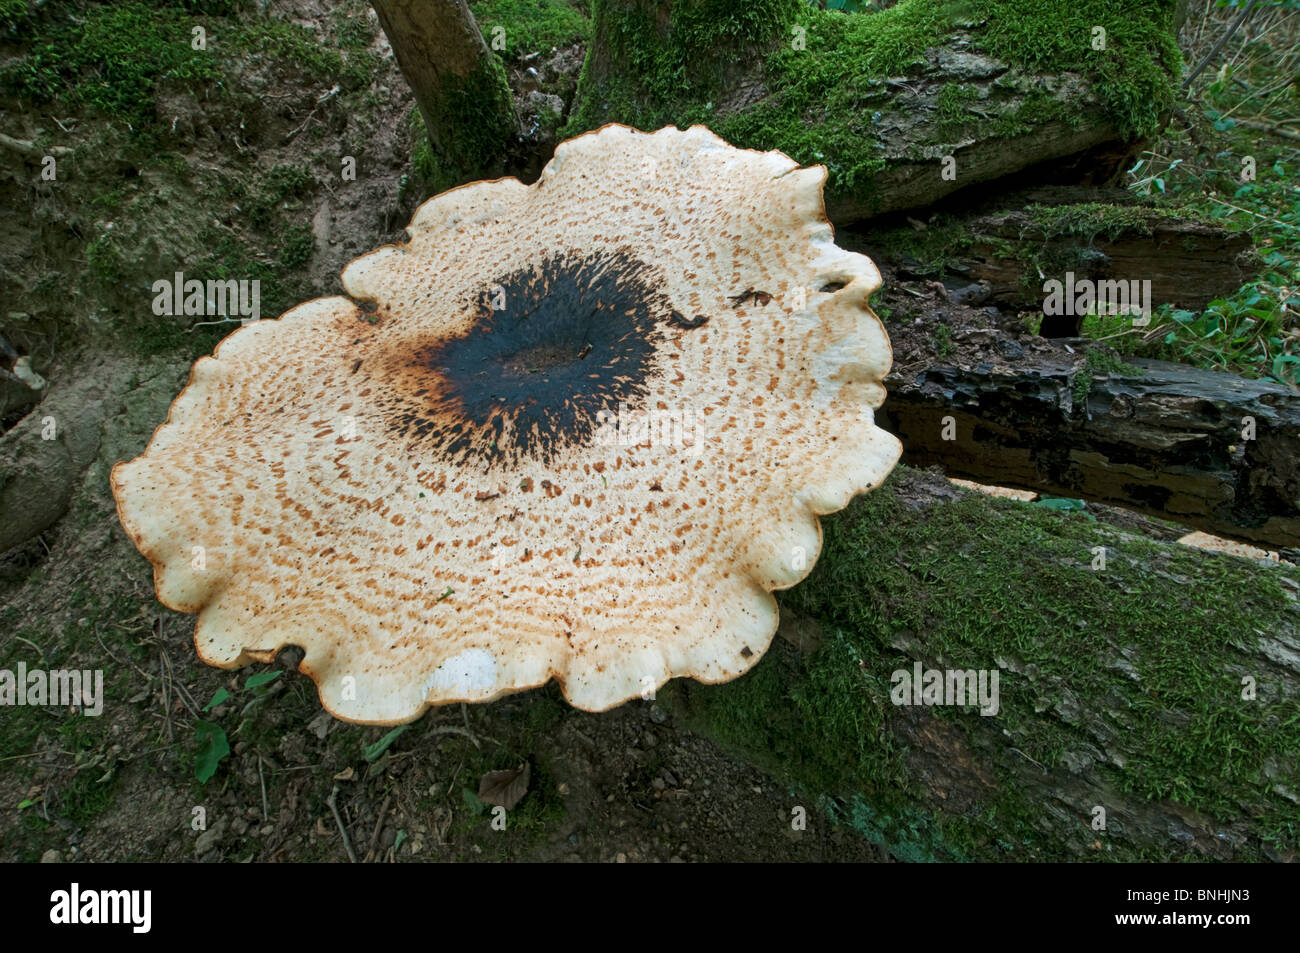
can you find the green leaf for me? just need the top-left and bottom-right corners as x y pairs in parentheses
(203, 687), (231, 712)
(394, 829), (408, 852)
(244, 670), (281, 690)
(17, 798), (35, 811)
(462, 787), (486, 816)
(363, 725), (409, 762)
(194, 720), (230, 784)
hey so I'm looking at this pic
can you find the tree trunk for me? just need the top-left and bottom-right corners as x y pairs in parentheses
(667, 466), (1300, 862)
(371, 0), (518, 184)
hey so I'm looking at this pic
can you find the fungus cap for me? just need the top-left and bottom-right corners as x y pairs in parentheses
(111, 124), (902, 724)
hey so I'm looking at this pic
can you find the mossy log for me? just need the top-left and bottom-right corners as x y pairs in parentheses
(952, 208), (1252, 333)
(864, 193), (1258, 335)
(569, 0), (1187, 223)
(881, 355), (1300, 548)
(666, 466), (1299, 861)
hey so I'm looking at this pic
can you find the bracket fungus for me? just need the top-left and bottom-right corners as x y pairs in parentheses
(111, 124), (902, 724)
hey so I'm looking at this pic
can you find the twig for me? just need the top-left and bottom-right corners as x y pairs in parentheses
(1220, 75), (1298, 119)
(1229, 117), (1300, 143)
(326, 785), (358, 864)
(0, 131), (72, 157)
(1182, 0), (1258, 90)
(189, 316), (244, 330)
(258, 755), (269, 821)
(285, 85), (340, 143)
(0, 752), (43, 764)
(365, 795), (391, 862)
(158, 654), (174, 744)
(430, 724), (482, 749)
(1205, 195), (1299, 230)
(4, 635), (47, 664)
(154, 626), (201, 719)
(95, 623), (154, 683)
(1008, 747), (1047, 772)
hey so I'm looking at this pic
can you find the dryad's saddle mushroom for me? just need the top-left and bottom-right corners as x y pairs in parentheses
(112, 125), (902, 724)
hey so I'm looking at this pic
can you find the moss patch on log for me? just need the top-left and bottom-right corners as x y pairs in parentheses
(670, 467), (1299, 860)
(569, 0), (1183, 205)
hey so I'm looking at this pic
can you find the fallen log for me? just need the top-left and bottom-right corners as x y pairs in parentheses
(880, 351), (1300, 548)
(568, 0), (1189, 223)
(667, 466), (1300, 861)
(861, 194), (1259, 335)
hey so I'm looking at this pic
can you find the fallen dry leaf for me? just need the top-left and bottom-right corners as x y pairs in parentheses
(478, 763), (530, 810)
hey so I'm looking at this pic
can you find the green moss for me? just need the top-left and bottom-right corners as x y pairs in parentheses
(0, 2), (374, 133)
(0, 0), (34, 37)
(85, 234), (125, 287)
(569, 0), (1182, 202)
(471, 0), (591, 59)
(934, 322), (954, 357)
(870, 216), (975, 275)
(0, 2), (221, 125)
(409, 109), (457, 197)
(329, 1), (378, 51)
(277, 225), (313, 270)
(977, 0), (1182, 140)
(565, 0), (803, 137)
(1026, 202), (1183, 244)
(988, 85), (1071, 139)
(231, 17), (378, 91)
(247, 164), (314, 229)
(1073, 346), (1144, 404)
(933, 82), (980, 142)
(677, 468), (1299, 859)
(438, 57), (517, 174)
(1008, 202), (1193, 299)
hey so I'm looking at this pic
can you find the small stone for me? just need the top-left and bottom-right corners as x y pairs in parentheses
(194, 818), (227, 856)
(949, 282), (990, 307)
(526, 90), (565, 118)
(997, 338), (1025, 360)
(616, 852), (627, 863)
(40, 849), (61, 863)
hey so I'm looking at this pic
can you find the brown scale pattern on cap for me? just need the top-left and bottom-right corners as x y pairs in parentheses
(111, 125), (902, 724)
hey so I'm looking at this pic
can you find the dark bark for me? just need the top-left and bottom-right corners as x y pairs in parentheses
(882, 353), (1300, 548)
